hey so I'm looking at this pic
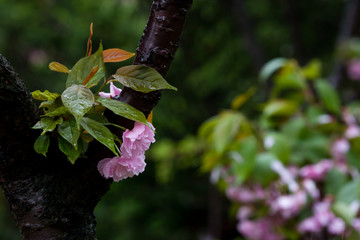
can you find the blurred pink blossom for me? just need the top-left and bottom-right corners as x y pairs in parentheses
(271, 191), (307, 218)
(347, 59), (360, 81)
(302, 179), (320, 199)
(99, 82), (122, 98)
(298, 199), (345, 235)
(237, 206), (253, 220)
(226, 185), (265, 203)
(271, 160), (299, 192)
(237, 218), (283, 240)
(352, 218), (360, 233)
(300, 160), (333, 181)
(331, 139), (350, 158)
(345, 124), (360, 139)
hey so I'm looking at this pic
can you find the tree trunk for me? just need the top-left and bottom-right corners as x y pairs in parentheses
(0, 0), (192, 239)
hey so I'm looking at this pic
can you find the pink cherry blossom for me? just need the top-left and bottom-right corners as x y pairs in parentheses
(97, 155), (146, 181)
(121, 122), (155, 158)
(98, 122), (155, 182)
(99, 82), (122, 98)
(300, 160), (333, 181)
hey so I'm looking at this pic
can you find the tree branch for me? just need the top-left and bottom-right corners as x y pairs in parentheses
(0, 0), (193, 239)
(118, 0), (193, 127)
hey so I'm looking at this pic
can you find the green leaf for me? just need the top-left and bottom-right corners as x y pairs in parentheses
(259, 58), (287, 82)
(96, 97), (149, 127)
(61, 85), (95, 127)
(336, 179), (360, 204)
(34, 135), (50, 157)
(39, 117), (63, 135)
(314, 79), (341, 114)
(252, 152), (278, 186)
(44, 106), (71, 117)
(66, 43), (105, 88)
(263, 100), (298, 118)
(32, 90), (60, 101)
(324, 169), (347, 195)
(80, 117), (118, 155)
(212, 111), (246, 154)
(39, 97), (62, 113)
(264, 133), (290, 163)
(302, 59), (322, 80)
(230, 136), (257, 184)
(57, 118), (81, 149)
(113, 65), (177, 93)
(332, 201), (357, 224)
(58, 136), (82, 164)
(231, 87), (256, 110)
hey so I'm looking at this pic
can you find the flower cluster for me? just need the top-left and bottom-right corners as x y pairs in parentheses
(212, 108), (360, 239)
(97, 83), (155, 181)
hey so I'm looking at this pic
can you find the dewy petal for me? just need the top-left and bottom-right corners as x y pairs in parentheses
(109, 82), (122, 97)
(99, 82), (122, 99)
(98, 92), (112, 98)
(97, 157), (119, 179)
(121, 122), (155, 158)
(97, 121), (155, 182)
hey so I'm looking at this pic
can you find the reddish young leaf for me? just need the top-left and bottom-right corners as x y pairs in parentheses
(147, 110), (153, 124)
(49, 62), (70, 73)
(82, 65), (99, 86)
(86, 23), (93, 57)
(103, 48), (135, 63)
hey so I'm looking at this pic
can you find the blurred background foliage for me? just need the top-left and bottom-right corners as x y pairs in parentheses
(0, 0), (359, 239)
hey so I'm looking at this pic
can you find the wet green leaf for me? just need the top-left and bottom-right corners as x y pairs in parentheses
(32, 90), (60, 101)
(96, 97), (149, 127)
(58, 136), (83, 164)
(39, 117), (63, 135)
(113, 65), (177, 93)
(57, 118), (81, 149)
(61, 85), (94, 127)
(66, 43), (105, 88)
(44, 106), (71, 117)
(34, 135), (50, 157)
(80, 117), (118, 156)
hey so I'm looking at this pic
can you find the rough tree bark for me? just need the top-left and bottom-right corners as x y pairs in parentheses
(0, 0), (192, 239)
